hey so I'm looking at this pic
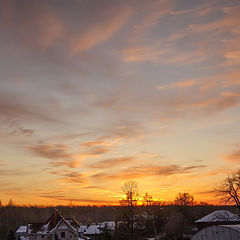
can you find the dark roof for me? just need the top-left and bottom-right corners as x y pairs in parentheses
(28, 209), (77, 234)
(65, 218), (80, 229)
(44, 209), (63, 231)
(28, 223), (44, 234)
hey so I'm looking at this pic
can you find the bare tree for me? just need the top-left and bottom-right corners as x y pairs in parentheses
(216, 169), (240, 212)
(142, 193), (153, 207)
(174, 192), (194, 206)
(119, 180), (139, 234)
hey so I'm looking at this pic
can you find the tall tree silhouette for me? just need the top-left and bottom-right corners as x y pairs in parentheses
(119, 180), (139, 235)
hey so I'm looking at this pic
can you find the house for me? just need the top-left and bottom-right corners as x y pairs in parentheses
(195, 210), (240, 230)
(27, 209), (79, 240)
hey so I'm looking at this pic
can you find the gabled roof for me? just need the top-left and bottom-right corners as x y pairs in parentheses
(28, 223), (44, 234)
(65, 218), (80, 229)
(16, 226), (27, 233)
(28, 209), (77, 234)
(43, 209), (63, 231)
(195, 210), (240, 223)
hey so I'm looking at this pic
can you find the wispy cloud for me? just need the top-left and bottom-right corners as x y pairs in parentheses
(28, 142), (111, 168)
(88, 157), (136, 169)
(187, 6), (240, 34)
(68, 5), (132, 56)
(223, 148), (240, 162)
(50, 170), (89, 184)
(92, 164), (206, 181)
(38, 193), (117, 205)
(157, 79), (199, 90)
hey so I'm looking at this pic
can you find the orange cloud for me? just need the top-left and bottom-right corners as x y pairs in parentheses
(223, 69), (240, 86)
(81, 138), (121, 147)
(92, 164), (206, 181)
(58, 171), (88, 184)
(170, 1), (216, 17)
(223, 149), (240, 162)
(176, 94), (240, 113)
(38, 193), (117, 205)
(187, 6), (240, 34)
(122, 45), (168, 63)
(28, 143), (110, 168)
(157, 79), (199, 90)
(133, 0), (172, 29)
(88, 157), (135, 169)
(68, 5), (132, 56)
(28, 144), (81, 168)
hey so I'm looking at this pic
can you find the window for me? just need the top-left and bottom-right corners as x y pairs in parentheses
(61, 232), (65, 238)
(41, 235), (44, 238)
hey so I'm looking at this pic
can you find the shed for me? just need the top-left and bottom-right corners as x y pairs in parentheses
(191, 224), (240, 240)
(195, 210), (240, 230)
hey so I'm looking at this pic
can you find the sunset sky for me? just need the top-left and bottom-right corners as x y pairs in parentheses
(0, 0), (240, 205)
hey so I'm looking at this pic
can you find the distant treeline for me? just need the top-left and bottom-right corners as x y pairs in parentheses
(0, 204), (238, 240)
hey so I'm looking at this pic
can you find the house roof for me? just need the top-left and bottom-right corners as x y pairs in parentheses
(79, 222), (115, 235)
(79, 225), (101, 235)
(195, 210), (240, 223)
(16, 226), (27, 233)
(28, 209), (77, 234)
(66, 218), (80, 229)
(28, 223), (44, 234)
(98, 221), (115, 231)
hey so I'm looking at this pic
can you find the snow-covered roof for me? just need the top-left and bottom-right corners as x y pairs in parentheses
(16, 226), (27, 233)
(98, 221), (115, 230)
(79, 225), (101, 235)
(79, 222), (115, 235)
(195, 210), (240, 223)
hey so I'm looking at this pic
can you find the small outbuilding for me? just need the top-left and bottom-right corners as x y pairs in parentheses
(195, 210), (240, 230)
(191, 224), (240, 240)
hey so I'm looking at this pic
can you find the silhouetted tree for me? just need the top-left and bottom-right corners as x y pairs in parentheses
(216, 169), (240, 213)
(174, 192), (194, 206)
(119, 180), (139, 234)
(7, 198), (14, 207)
(142, 193), (153, 209)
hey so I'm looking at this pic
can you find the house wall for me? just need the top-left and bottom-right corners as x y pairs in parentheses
(54, 229), (77, 240)
(29, 234), (38, 240)
(197, 221), (240, 230)
(192, 225), (240, 240)
(52, 221), (78, 240)
(36, 233), (51, 240)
